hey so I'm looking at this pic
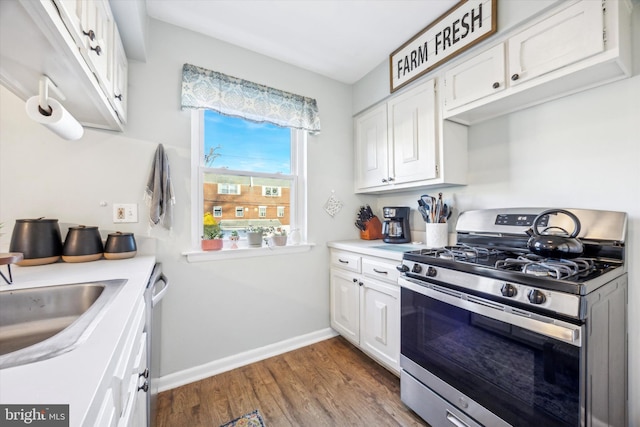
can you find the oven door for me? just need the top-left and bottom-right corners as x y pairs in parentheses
(399, 276), (585, 427)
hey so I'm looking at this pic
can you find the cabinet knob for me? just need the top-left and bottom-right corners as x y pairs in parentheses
(83, 29), (96, 41)
(115, 94), (123, 101)
(381, 178), (387, 183)
(352, 278), (358, 283)
(139, 368), (149, 379)
(387, 177), (394, 182)
(91, 45), (102, 56)
(492, 82), (500, 89)
(511, 73), (520, 81)
(138, 382), (149, 392)
(358, 281), (363, 286)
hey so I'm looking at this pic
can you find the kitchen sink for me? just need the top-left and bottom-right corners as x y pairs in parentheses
(0, 279), (127, 369)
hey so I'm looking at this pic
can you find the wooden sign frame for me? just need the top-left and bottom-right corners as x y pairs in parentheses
(390, 0), (497, 93)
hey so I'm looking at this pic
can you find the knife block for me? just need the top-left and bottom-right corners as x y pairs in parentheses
(360, 216), (383, 240)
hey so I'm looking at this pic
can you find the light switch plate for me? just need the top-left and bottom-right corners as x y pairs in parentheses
(113, 203), (138, 223)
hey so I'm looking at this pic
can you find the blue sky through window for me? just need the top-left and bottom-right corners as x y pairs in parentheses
(204, 110), (291, 174)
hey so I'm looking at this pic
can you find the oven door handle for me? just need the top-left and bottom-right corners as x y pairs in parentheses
(446, 411), (470, 427)
(399, 277), (582, 347)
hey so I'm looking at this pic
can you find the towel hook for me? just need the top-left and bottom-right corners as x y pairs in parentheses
(38, 75), (66, 117)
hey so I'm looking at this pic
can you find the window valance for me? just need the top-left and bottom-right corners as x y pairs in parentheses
(181, 63), (321, 135)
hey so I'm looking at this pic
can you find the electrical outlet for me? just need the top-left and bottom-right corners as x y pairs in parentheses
(113, 204), (138, 223)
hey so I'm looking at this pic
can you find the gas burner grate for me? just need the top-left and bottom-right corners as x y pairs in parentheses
(439, 244), (503, 262)
(495, 254), (596, 280)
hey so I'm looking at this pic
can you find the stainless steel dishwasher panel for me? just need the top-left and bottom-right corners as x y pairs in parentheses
(145, 263), (168, 426)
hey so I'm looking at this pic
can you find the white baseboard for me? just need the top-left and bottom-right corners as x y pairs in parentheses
(157, 328), (339, 392)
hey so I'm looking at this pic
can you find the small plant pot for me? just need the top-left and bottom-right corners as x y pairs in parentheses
(202, 239), (223, 251)
(247, 232), (264, 247)
(271, 235), (287, 246)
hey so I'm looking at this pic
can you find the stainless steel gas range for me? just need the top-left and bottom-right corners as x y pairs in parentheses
(397, 208), (628, 427)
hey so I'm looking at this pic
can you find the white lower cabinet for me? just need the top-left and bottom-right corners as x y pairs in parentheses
(91, 298), (148, 427)
(330, 249), (400, 374)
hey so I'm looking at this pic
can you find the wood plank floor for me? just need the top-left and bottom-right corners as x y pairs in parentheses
(155, 336), (430, 426)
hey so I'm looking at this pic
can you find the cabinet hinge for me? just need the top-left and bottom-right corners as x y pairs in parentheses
(436, 164), (440, 177)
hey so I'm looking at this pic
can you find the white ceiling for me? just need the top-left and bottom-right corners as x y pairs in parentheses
(145, 0), (459, 84)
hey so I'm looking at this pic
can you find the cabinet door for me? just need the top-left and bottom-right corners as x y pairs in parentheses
(355, 103), (389, 190)
(387, 79), (437, 184)
(53, 0), (85, 46)
(444, 43), (506, 111)
(361, 279), (400, 373)
(330, 268), (360, 345)
(508, 0), (604, 86)
(111, 28), (128, 124)
(82, 0), (114, 96)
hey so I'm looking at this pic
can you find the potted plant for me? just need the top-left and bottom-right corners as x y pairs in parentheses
(269, 227), (287, 246)
(202, 213), (224, 251)
(229, 230), (239, 249)
(246, 225), (267, 247)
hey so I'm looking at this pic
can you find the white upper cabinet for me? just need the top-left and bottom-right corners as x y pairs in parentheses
(355, 103), (389, 190)
(0, 0), (128, 131)
(111, 29), (128, 123)
(355, 79), (468, 194)
(387, 79), (437, 185)
(444, 43), (506, 112)
(507, 0), (604, 86)
(80, 0), (114, 97)
(443, 0), (632, 125)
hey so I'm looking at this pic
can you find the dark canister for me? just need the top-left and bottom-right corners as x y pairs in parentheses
(62, 225), (104, 263)
(9, 218), (63, 266)
(104, 232), (137, 260)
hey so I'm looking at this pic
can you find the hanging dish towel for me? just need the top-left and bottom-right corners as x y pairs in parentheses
(144, 144), (175, 230)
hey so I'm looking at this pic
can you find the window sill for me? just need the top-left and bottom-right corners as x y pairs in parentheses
(183, 243), (315, 262)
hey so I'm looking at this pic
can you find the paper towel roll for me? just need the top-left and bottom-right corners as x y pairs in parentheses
(25, 96), (84, 140)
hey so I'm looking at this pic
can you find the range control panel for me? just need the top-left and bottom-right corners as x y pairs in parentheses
(495, 214), (549, 227)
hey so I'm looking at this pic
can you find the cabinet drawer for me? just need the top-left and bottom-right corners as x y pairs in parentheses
(362, 258), (400, 285)
(331, 251), (361, 273)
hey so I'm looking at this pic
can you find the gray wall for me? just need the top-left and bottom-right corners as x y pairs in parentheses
(351, 2), (640, 425)
(0, 19), (366, 378)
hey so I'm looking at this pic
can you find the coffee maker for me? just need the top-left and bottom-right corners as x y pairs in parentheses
(382, 206), (411, 243)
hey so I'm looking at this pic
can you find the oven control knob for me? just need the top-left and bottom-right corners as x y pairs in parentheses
(411, 264), (422, 273)
(527, 289), (546, 305)
(397, 264), (409, 273)
(427, 267), (437, 277)
(500, 283), (517, 298)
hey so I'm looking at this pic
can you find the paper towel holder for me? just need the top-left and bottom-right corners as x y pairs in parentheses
(38, 75), (65, 116)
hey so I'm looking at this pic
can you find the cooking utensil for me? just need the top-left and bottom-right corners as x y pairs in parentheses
(526, 209), (584, 259)
(9, 218), (63, 266)
(62, 225), (104, 263)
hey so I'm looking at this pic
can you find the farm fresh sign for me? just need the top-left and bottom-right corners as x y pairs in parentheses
(390, 0), (497, 92)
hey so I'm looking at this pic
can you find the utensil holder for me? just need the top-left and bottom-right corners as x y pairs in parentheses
(426, 223), (448, 248)
(360, 216), (383, 240)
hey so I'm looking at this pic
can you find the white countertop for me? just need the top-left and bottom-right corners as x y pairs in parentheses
(327, 239), (427, 261)
(0, 256), (156, 426)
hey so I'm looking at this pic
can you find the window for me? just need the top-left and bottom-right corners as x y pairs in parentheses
(192, 109), (307, 250)
(218, 183), (241, 195)
(263, 186), (281, 197)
